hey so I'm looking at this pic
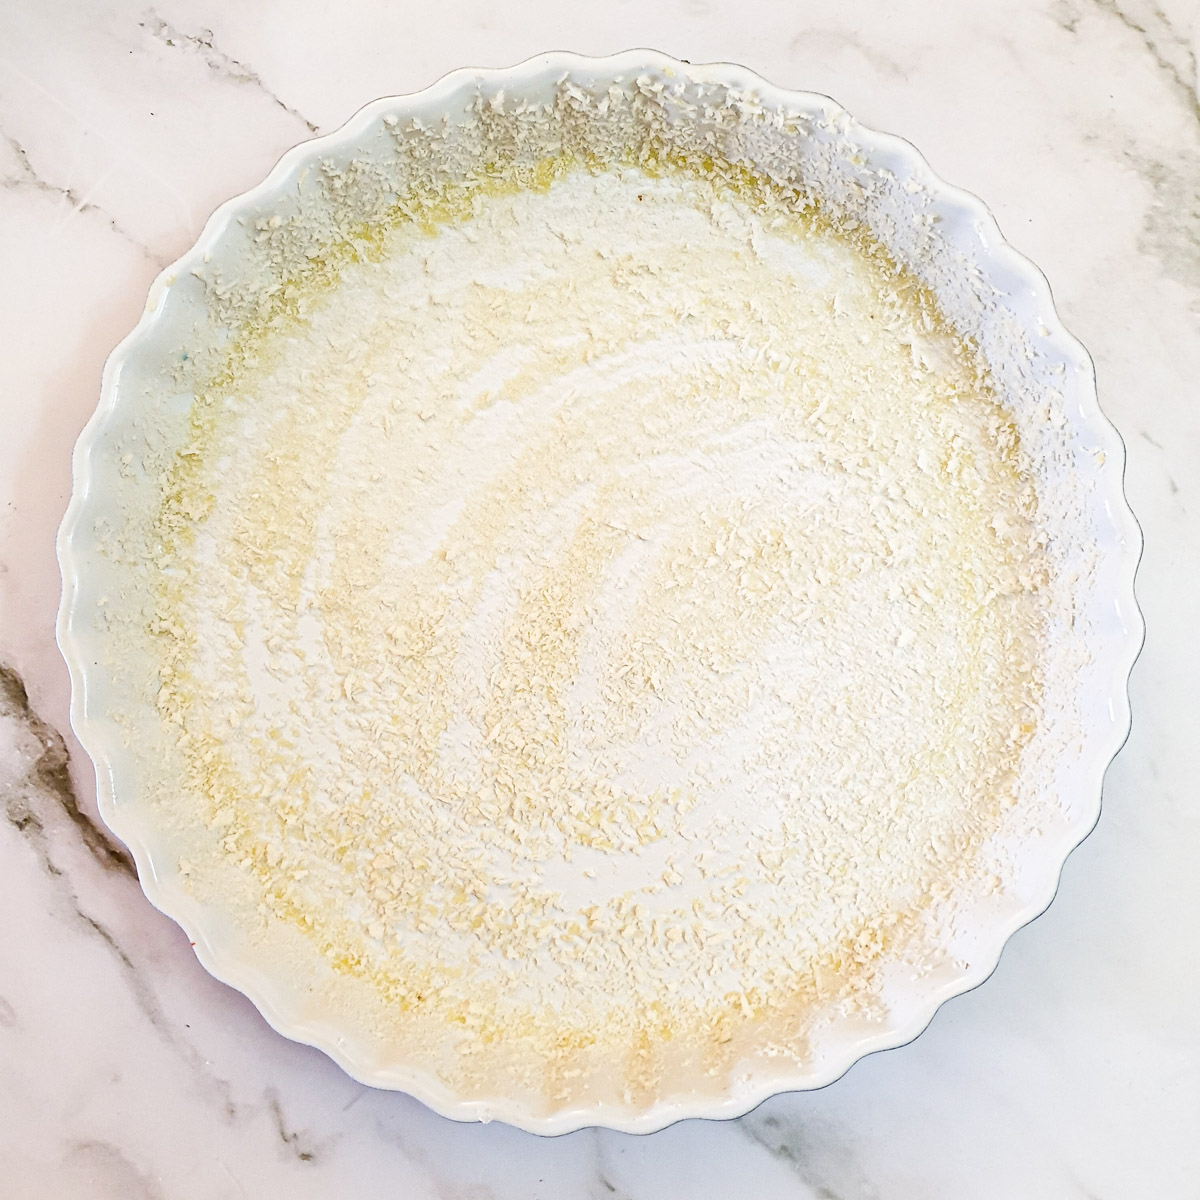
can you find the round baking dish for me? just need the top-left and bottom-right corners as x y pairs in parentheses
(57, 50), (1142, 1133)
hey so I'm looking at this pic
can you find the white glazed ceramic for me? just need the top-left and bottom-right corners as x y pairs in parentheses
(56, 50), (1143, 1134)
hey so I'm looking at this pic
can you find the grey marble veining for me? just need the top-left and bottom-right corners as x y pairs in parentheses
(139, 10), (321, 135)
(0, 126), (163, 263)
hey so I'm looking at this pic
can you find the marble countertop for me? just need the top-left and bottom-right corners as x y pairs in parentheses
(1, 1), (1196, 1196)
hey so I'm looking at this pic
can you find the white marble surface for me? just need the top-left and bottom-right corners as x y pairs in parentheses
(1, 0), (1196, 1195)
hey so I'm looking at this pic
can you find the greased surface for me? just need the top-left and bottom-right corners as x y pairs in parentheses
(153, 165), (1044, 1098)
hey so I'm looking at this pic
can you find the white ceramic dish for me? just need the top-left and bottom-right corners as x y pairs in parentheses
(57, 51), (1142, 1134)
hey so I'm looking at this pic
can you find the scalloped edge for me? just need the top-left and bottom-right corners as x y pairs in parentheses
(56, 49), (1144, 1135)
